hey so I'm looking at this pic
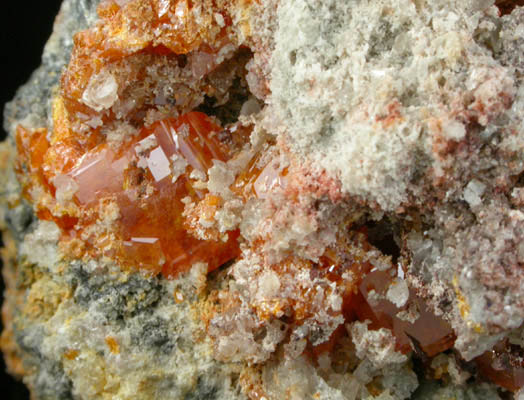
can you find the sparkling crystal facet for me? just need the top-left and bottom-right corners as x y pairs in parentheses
(18, 112), (240, 277)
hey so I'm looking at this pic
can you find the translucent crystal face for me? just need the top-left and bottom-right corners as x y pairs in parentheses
(17, 112), (240, 277)
(232, 145), (288, 200)
(356, 269), (455, 356)
(476, 340), (524, 392)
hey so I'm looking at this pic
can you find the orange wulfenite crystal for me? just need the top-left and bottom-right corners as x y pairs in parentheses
(316, 237), (454, 357)
(311, 236), (454, 358)
(60, 0), (235, 124)
(223, 226), (455, 360)
(232, 144), (288, 201)
(62, 0), (219, 102)
(16, 112), (240, 277)
(13, 0), (251, 278)
(356, 268), (455, 357)
(475, 339), (524, 392)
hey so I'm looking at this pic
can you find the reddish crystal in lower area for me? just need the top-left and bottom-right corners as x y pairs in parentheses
(356, 269), (455, 356)
(315, 240), (455, 358)
(18, 112), (240, 277)
(476, 339), (524, 392)
(263, 234), (456, 360)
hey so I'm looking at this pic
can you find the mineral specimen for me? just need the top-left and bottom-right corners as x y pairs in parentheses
(2, 0), (524, 399)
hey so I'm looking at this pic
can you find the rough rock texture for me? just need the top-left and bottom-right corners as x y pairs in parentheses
(2, 0), (524, 399)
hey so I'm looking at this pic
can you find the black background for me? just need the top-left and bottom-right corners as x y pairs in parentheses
(1, 2), (63, 398)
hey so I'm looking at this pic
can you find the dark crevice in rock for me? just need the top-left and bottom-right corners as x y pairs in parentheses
(516, 171), (524, 187)
(184, 377), (218, 400)
(410, 350), (430, 383)
(365, 218), (401, 263)
(196, 48), (254, 125)
(496, 0), (524, 15)
(206, 258), (238, 291)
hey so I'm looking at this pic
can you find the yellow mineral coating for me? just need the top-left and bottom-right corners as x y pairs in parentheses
(452, 275), (484, 334)
(64, 349), (80, 360)
(105, 336), (120, 354)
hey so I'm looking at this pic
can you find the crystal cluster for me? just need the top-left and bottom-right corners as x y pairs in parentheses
(17, 112), (239, 276)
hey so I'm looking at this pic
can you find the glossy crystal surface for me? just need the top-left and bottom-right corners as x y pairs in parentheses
(356, 269), (455, 356)
(17, 112), (240, 277)
(476, 339), (524, 392)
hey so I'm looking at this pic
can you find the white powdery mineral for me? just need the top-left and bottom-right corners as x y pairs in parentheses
(269, 0), (518, 211)
(350, 321), (408, 369)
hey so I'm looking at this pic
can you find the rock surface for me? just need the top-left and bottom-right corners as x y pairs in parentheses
(1, 0), (524, 399)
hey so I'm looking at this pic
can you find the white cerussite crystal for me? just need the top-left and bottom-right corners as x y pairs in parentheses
(386, 278), (410, 308)
(82, 70), (119, 112)
(463, 180), (487, 208)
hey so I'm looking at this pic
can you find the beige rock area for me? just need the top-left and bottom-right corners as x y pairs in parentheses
(1, 0), (524, 399)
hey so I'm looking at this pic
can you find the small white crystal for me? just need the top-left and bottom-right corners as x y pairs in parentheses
(256, 270), (281, 300)
(207, 160), (234, 198)
(386, 278), (409, 308)
(134, 134), (158, 154)
(157, 0), (170, 17)
(170, 154), (189, 183)
(253, 161), (285, 198)
(350, 321), (407, 368)
(81, 70), (119, 112)
(189, 169), (207, 181)
(442, 119), (466, 140)
(214, 12), (225, 27)
(52, 174), (79, 204)
(463, 179), (486, 208)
